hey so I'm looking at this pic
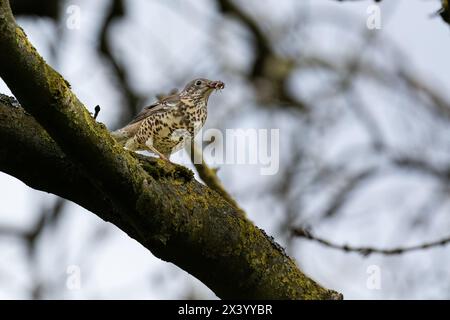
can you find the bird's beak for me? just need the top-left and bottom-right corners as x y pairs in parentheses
(208, 80), (225, 90)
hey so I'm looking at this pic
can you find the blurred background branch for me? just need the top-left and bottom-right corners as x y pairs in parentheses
(292, 227), (450, 257)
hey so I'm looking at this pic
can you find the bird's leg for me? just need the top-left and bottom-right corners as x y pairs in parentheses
(145, 141), (170, 161)
(124, 137), (139, 151)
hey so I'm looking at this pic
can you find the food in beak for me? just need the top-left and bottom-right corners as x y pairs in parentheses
(209, 81), (225, 90)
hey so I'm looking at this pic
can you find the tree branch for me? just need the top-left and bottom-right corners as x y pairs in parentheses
(217, 0), (308, 111)
(293, 227), (450, 256)
(440, 0), (450, 25)
(0, 1), (340, 299)
(188, 141), (246, 218)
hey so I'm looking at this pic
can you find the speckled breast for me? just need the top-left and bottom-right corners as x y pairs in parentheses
(149, 103), (207, 155)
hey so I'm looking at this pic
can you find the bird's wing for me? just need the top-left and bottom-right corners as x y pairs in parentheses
(128, 93), (181, 125)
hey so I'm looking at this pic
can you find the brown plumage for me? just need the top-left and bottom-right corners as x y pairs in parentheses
(111, 78), (225, 160)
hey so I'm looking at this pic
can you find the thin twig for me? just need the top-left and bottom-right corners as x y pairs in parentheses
(188, 141), (246, 218)
(292, 227), (450, 256)
(93, 105), (101, 120)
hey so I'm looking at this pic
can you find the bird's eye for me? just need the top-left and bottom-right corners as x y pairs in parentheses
(195, 80), (202, 86)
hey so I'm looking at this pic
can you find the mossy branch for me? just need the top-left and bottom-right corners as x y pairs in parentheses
(0, 0), (341, 299)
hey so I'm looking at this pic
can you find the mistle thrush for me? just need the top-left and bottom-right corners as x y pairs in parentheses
(112, 78), (225, 160)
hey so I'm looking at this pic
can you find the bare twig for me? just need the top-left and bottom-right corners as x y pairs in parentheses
(93, 105), (101, 120)
(293, 227), (450, 256)
(321, 168), (377, 219)
(188, 141), (246, 218)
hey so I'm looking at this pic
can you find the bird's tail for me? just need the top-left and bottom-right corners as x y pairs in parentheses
(110, 121), (142, 145)
(110, 129), (130, 145)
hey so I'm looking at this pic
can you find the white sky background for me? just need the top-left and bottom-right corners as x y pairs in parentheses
(0, 0), (450, 299)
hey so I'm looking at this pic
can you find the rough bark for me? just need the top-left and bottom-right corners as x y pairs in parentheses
(0, 0), (341, 299)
